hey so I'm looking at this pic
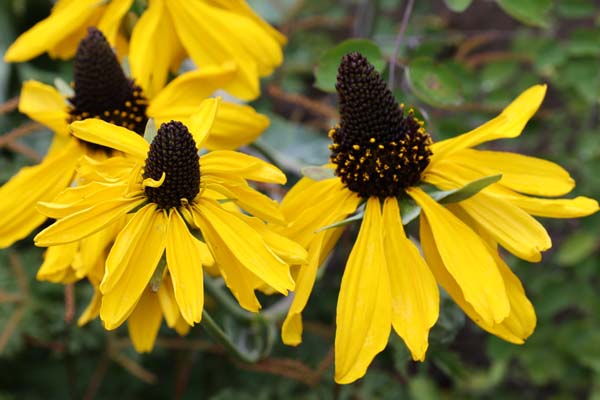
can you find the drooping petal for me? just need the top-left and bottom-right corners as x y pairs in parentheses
(449, 194), (551, 262)
(382, 198), (439, 361)
(157, 274), (179, 328)
(282, 226), (343, 345)
(335, 198), (391, 384)
(77, 289), (101, 326)
(430, 85), (547, 160)
(127, 290), (163, 353)
(70, 119), (149, 159)
(200, 150), (286, 183)
(0, 139), (80, 248)
(4, 0), (100, 62)
(148, 66), (234, 119)
(202, 177), (286, 224)
(493, 189), (600, 218)
(204, 102), (269, 150)
(280, 177), (361, 248)
(407, 187), (509, 325)
(18, 81), (69, 136)
(76, 222), (122, 279)
(96, 0), (134, 51)
(166, 0), (283, 100)
(100, 205), (168, 329)
(129, 0), (184, 97)
(446, 149), (575, 197)
(166, 210), (204, 325)
(192, 198), (294, 295)
(238, 214), (308, 266)
(34, 196), (145, 246)
(420, 217), (536, 343)
(36, 243), (78, 283)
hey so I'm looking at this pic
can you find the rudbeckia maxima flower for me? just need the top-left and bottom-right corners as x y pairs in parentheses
(4, 0), (286, 100)
(34, 112), (307, 331)
(278, 52), (599, 384)
(0, 28), (268, 249)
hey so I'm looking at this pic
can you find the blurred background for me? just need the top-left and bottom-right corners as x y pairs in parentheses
(0, 0), (599, 398)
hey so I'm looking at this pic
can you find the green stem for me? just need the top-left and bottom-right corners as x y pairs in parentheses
(204, 276), (256, 322)
(201, 310), (262, 363)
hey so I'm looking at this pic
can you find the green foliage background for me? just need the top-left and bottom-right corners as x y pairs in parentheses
(0, 0), (599, 398)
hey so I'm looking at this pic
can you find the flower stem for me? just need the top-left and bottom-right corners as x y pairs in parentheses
(201, 310), (262, 363)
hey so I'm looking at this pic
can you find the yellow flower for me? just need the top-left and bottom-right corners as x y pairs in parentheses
(3, 0), (132, 61)
(4, 0), (286, 100)
(0, 28), (268, 249)
(79, 272), (194, 353)
(34, 108), (306, 331)
(278, 53), (599, 384)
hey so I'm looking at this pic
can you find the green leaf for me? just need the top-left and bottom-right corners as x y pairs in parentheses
(557, 0), (595, 18)
(314, 39), (386, 93)
(495, 0), (552, 28)
(556, 231), (598, 267)
(480, 61), (519, 92)
(567, 28), (600, 57)
(301, 166), (335, 181)
(314, 203), (365, 233)
(444, 0), (473, 12)
(405, 57), (463, 107)
(436, 174), (502, 204)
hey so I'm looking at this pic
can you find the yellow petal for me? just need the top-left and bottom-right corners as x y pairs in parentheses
(335, 198), (391, 384)
(430, 85), (547, 160)
(407, 187), (510, 325)
(166, 210), (204, 325)
(446, 149), (575, 197)
(449, 194), (551, 262)
(36, 243), (78, 283)
(97, 0), (133, 49)
(70, 119), (149, 159)
(127, 290), (163, 353)
(208, 0), (287, 46)
(157, 274), (180, 328)
(18, 81), (69, 135)
(203, 177), (286, 224)
(193, 198), (294, 295)
(493, 189), (599, 218)
(204, 102), (269, 150)
(100, 204), (164, 293)
(200, 150), (286, 184)
(0, 139), (80, 248)
(280, 177), (360, 247)
(129, 0), (184, 97)
(281, 227), (343, 345)
(76, 224), (120, 279)
(78, 288), (102, 327)
(34, 196), (145, 246)
(186, 98), (220, 149)
(100, 205), (168, 329)
(148, 66), (234, 119)
(382, 198), (439, 361)
(420, 218), (535, 343)
(238, 214), (308, 266)
(4, 0), (100, 62)
(166, 0), (283, 100)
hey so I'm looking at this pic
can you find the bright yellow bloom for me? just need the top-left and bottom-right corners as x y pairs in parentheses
(278, 53), (599, 384)
(3, 0), (132, 61)
(0, 28), (268, 249)
(34, 105), (306, 331)
(5, 0), (286, 100)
